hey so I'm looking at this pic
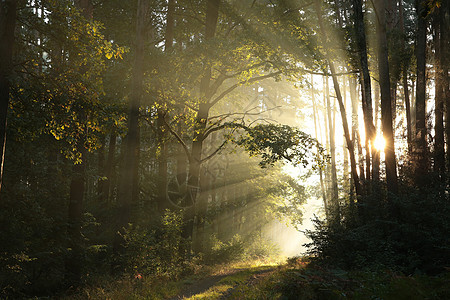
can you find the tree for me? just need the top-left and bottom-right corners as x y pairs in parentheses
(414, 0), (428, 184)
(0, 0), (18, 194)
(352, 0), (377, 182)
(433, 2), (445, 180)
(315, 0), (362, 201)
(114, 0), (149, 260)
(375, 0), (398, 195)
(65, 0), (94, 284)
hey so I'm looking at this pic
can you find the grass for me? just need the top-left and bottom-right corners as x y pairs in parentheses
(239, 257), (450, 300)
(61, 258), (281, 300)
(185, 265), (277, 300)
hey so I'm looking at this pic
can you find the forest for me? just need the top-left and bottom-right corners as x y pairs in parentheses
(1, 0), (449, 298)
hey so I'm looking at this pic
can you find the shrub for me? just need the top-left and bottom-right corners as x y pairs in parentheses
(204, 234), (245, 264)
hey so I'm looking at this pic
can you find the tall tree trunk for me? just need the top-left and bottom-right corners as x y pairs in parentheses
(104, 132), (116, 202)
(98, 135), (106, 202)
(157, 111), (168, 214)
(349, 76), (361, 200)
(66, 143), (87, 284)
(442, 0), (450, 177)
(374, 82), (380, 129)
(375, 0), (399, 195)
(65, 0), (93, 284)
(312, 75), (329, 220)
(115, 0), (148, 259)
(352, 0), (377, 182)
(322, 76), (331, 199)
(326, 75), (339, 219)
(63, 0), (92, 285)
(0, 0), (17, 194)
(182, 0), (220, 255)
(433, 9), (445, 180)
(400, 0), (412, 154)
(343, 76), (349, 193)
(414, 0), (428, 183)
(398, 0), (411, 154)
(156, 0), (176, 215)
(315, 0), (361, 200)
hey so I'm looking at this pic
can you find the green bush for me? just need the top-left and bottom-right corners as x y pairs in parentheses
(243, 233), (280, 260)
(204, 234), (245, 264)
(115, 210), (185, 278)
(305, 182), (450, 274)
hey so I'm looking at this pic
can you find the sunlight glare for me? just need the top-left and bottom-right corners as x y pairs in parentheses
(374, 135), (386, 151)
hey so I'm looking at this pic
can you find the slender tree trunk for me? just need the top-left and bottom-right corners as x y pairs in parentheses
(433, 10), (445, 180)
(414, 0), (428, 183)
(66, 143), (87, 284)
(349, 76), (361, 200)
(65, 0), (93, 284)
(315, 0), (362, 200)
(375, 0), (398, 195)
(322, 76), (331, 199)
(98, 135), (106, 202)
(400, 0), (412, 155)
(182, 0), (220, 255)
(343, 76), (349, 192)
(374, 83), (380, 129)
(156, 0), (176, 215)
(352, 0), (377, 183)
(176, 121), (187, 187)
(311, 75), (329, 220)
(326, 75), (339, 218)
(398, 0), (410, 153)
(0, 0), (17, 194)
(442, 0), (450, 177)
(157, 111), (168, 214)
(115, 0), (148, 260)
(104, 133), (116, 202)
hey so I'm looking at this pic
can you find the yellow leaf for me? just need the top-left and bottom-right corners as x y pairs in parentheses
(105, 52), (113, 59)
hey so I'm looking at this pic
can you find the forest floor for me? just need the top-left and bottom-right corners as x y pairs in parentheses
(64, 257), (450, 299)
(168, 265), (277, 299)
(64, 259), (282, 300)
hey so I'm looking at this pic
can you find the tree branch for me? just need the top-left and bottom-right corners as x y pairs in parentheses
(209, 71), (282, 107)
(200, 139), (229, 163)
(163, 119), (192, 163)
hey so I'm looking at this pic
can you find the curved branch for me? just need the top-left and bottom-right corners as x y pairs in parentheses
(163, 119), (192, 163)
(209, 71), (282, 107)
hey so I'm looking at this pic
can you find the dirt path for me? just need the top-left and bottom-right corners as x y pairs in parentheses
(167, 269), (242, 300)
(167, 267), (276, 300)
(219, 267), (276, 299)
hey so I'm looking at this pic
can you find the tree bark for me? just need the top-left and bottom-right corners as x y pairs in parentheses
(104, 133), (116, 202)
(115, 0), (148, 257)
(442, 0), (450, 177)
(157, 111), (168, 214)
(65, 0), (93, 284)
(400, 0), (412, 154)
(98, 135), (106, 202)
(414, 0), (428, 183)
(181, 0), (220, 255)
(352, 0), (377, 182)
(312, 75), (329, 220)
(375, 0), (398, 195)
(0, 0), (17, 195)
(326, 75), (339, 218)
(315, 0), (362, 200)
(156, 0), (176, 214)
(433, 8), (445, 180)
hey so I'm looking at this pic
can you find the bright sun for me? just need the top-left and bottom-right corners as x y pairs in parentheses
(374, 135), (386, 151)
